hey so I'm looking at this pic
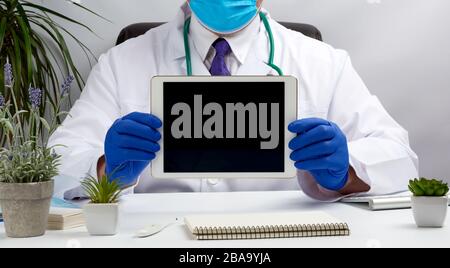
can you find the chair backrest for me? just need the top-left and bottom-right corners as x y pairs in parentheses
(116, 22), (323, 46)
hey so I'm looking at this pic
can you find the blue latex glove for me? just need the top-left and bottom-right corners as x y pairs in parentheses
(104, 112), (162, 187)
(288, 118), (349, 191)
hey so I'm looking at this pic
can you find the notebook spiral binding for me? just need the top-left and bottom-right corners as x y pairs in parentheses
(194, 223), (350, 240)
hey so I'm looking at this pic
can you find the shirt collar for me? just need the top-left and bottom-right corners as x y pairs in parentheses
(190, 12), (261, 65)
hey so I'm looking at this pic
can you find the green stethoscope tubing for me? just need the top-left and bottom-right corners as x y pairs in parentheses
(183, 12), (284, 76)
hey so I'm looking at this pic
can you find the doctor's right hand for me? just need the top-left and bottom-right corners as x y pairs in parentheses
(104, 112), (162, 188)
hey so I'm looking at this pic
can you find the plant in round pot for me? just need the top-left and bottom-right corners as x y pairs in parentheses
(0, 58), (75, 237)
(0, 142), (59, 238)
(0, 66), (71, 238)
(409, 178), (449, 228)
(81, 175), (122, 236)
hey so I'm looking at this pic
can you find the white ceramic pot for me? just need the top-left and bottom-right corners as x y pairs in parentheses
(83, 203), (120, 236)
(412, 196), (448, 228)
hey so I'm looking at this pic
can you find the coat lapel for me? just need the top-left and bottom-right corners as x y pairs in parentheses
(189, 46), (211, 76)
(176, 39), (211, 76)
(235, 12), (277, 76)
(235, 50), (275, 76)
(165, 5), (209, 76)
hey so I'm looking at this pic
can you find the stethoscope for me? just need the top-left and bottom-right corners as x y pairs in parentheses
(183, 12), (284, 76)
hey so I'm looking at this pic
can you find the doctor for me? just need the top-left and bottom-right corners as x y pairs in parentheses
(49, 0), (419, 201)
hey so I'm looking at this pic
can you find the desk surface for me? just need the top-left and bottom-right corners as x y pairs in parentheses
(0, 191), (449, 248)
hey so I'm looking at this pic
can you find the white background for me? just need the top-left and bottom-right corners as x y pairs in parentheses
(32, 0), (450, 182)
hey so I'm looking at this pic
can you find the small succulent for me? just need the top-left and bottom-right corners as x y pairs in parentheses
(409, 178), (449, 197)
(81, 175), (122, 204)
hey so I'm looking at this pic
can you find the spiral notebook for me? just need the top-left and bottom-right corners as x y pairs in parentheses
(185, 211), (350, 240)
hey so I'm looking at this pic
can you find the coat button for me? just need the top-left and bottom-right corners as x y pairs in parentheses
(207, 179), (220, 186)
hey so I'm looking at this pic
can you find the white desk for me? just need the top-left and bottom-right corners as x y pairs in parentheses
(0, 191), (449, 248)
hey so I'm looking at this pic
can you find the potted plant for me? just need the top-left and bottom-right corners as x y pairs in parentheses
(0, 62), (74, 237)
(0, 142), (59, 238)
(409, 178), (449, 228)
(0, 1), (104, 238)
(81, 175), (122, 236)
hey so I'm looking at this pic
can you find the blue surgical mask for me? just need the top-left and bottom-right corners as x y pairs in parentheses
(189, 0), (259, 34)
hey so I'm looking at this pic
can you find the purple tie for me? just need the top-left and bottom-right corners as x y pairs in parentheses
(210, 38), (232, 76)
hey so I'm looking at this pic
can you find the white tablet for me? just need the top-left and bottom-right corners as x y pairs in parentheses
(150, 76), (298, 179)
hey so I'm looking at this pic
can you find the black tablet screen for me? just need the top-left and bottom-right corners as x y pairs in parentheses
(163, 82), (285, 173)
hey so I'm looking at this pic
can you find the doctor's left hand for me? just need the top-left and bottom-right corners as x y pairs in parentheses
(288, 118), (350, 191)
(104, 112), (162, 188)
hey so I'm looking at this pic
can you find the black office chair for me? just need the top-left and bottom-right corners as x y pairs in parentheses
(116, 22), (323, 46)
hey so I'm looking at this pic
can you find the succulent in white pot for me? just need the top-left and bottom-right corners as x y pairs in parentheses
(81, 175), (123, 236)
(409, 178), (449, 228)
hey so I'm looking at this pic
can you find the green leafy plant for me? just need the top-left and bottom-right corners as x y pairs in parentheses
(0, 0), (106, 140)
(409, 178), (449, 197)
(81, 175), (122, 204)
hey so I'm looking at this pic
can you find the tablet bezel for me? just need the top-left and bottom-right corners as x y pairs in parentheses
(150, 76), (298, 179)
